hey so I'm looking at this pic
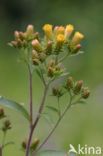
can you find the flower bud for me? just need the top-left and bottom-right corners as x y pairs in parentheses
(45, 41), (52, 55)
(17, 39), (22, 48)
(32, 39), (42, 52)
(48, 59), (55, 67)
(30, 138), (40, 151)
(54, 26), (59, 36)
(72, 44), (81, 54)
(71, 32), (84, 46)
(22, 141), (27, 149)
(55, 62), (62, 71)
(56, 26), (65, 35)
(81, 87), (90, 99)
(34, 32), (39, 39)
(19, 32), (26, 40)
(73, 80), (83, 94)
(66, 77), (74, 89)
(26, 24), (34, 38)
(65, 25), (74, 40)
(2, 120), (11, 131)
(14, 31), (19, 40)
(32, 50), (38, 59)
(48, 66), (54, 77)
(0, 108), (4, 118)
(43, 24), (53, 40)
(11, 41), (17, 48)
(39, 53), (46, 62)
(52, 87), (59, 96)
(23, 40), (28, 48)
(33, 59), (39, 65)
(55, 34), (65, 50)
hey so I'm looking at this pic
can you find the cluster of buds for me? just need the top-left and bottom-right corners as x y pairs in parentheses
(52, 87), (63, 98)
(10, 25), (39, 49)
(2, 120), (11, 132)
(22, 138), (40, 152)
(10, 24), (84, 67)
(65, 77), (90, 99)
(47, 59), (63, 78)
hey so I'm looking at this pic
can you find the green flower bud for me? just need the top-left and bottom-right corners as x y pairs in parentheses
(30, 138), (40, 151)
(48, 59), (55, 67)
(19, 32), (26, 40)
(81, 87), (90, 99)
(39, 53), (46, 62)
(52, 87), (63, 97)
(17, 39), (23, 48)
(33, 59), (39, 65)
(11, 41), (17, 48)
(32, 39), (42, 52)
(14, 31), (19, 40)
(72, 44), (81, 54)
(48, 66), (54, 77)
(66, 77), (74, 89)
(55, 62), (62, 71)
(22, 140), (27, 149)
(26, 24), (34, 38)
(2, 120), (11, 131)
(45, 41), (52, 55)
(0, 108), (4, 118)
(73, 80), (83, 94)
(32, 50), (38, 59)
(34, 32), (39, 39)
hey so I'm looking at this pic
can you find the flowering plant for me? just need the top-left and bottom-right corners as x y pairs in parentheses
(0, 24), (90, 156)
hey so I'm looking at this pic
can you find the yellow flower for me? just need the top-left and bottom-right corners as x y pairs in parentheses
(56, 34), (65, 44)
(43, 24), (53, 40)
(71, 32), (84, 45)
(54, 26), (65, 35)
(32, 39), (42, 52)
(65, 25), (74, 40)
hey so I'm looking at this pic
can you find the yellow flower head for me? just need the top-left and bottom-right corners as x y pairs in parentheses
(65, 25), (74, 40)
(56, 34), (65, 44)
(43, 24), (53, 40)
(71, 32), (84, 45)
(54, 26), (65, 35)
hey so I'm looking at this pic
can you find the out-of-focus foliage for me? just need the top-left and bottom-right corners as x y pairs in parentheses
(0, 0), (103, 156)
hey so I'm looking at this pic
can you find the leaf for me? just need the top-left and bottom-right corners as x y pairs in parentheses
(0, 96), (30, 121)
(40, 113), (54, 127)
(78, 100), (89, 105)
(37, 150), (77, 156)
(35, 68), (42, 80)
(46, 106), (58, 114)
(4, 141), (15, 148)
(61, 72), (69, 77)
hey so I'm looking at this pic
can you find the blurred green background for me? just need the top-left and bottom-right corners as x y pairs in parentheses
(0, 0), (103, 156)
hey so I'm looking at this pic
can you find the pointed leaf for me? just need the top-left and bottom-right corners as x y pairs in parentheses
(78, 100), (89, 105)
(46, 106), (58, 114)
(40, 113), (54, 127)
(0, 96), (30, 121)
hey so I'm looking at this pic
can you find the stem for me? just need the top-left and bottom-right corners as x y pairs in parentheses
(25, 64), (33, 156)
(0, 147), (2, 156)
(2, 131), (6, 148)
(31, 95), (73, 156)
(59, 52), (70, 62)
(25, 85), (49, 156)
(32, 85), (49, 131)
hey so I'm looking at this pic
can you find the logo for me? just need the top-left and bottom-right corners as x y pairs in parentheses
(68, 144), (102, 155)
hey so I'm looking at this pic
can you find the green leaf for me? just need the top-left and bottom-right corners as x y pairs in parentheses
(35, 68), (42, 80)
(4, 141), (15, 148)
(78, 100), (89, 105)
(37, 150), (77, 156)
(0, 96), (30, 121)
(46, 106), (58, 114)
(40, 113), (54, 127)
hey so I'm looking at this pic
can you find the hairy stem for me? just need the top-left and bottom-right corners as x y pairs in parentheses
(25, 85), (49, 156)
(25, 64), (33, 156)
(0, 147), (2, 156)
(28, 64), (33, 126)
(31, 95), (73, 156)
